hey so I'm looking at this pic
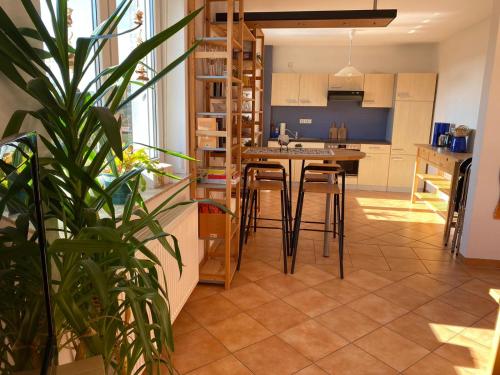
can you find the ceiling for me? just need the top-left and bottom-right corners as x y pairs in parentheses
(244, 0), (493, 45)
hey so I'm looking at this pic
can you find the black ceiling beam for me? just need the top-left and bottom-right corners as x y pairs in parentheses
(215, 9), (398, 28)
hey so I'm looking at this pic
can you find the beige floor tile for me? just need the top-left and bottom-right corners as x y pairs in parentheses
(189, 284), (221, 302)
(247, 299), (308, 334)
(414, 300), (479, 331)
(231, 273), (252, 288)
(173, 310), (201, 338)
(374, 233), (415, 246)
(460, 278), (498, 300)
(422, 259), (470, 276)
(344, 269), (393, 291)
(347, 243), (383, 256)
(283, 288), (340, 317)
(255, 273), (307, 298)
(460, 317), (496, 348)
(294, 364), (328, 375)
(185, 294), (241, 326)
(350, 254), (390, 271)
(413, 247), (453, 261)
(386, 258), (429, 273)
(279, 320), (348, 361)
(221, 283), (275, 310)
(315, 305), (380, 342)
(316, 344), (398, 375)
(185, 355), (252, 375)
(394, 228), (437, 241)
(380, 246), (418, 259)
(205, 312), (272, 352)
(291, 264), (335, 286)
(173, 328), (229, 374)
(348, 294), (408, 325)
(375, 282), (432, 310)
(434, 334), (491, 372)
(424, 272), (472, 287)
(403, 353), (460, 375)
(438, 288), (498, 318)
(355, 327), (430, 372)
(314, 279), (368, 304)
(238, 260), (280, 281)
(386, 312), (458, 351)
(371, 270), (415, 281)
(234, 336), (311, 375)
(399, 274), (454, 298)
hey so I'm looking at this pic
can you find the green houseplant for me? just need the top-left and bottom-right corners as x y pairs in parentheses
(0, 1), (202, 374)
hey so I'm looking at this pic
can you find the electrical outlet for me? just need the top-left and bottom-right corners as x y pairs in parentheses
(299, 119), (312, 125)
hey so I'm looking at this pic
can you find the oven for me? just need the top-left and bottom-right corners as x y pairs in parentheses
(325, 143), (361, 176)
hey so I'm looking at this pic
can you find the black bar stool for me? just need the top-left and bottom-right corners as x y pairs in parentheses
(291, 162), (346, 277)
(238, 161), (291, 273)
(450, 158), (473, 255)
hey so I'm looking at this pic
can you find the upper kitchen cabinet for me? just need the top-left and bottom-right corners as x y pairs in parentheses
(328, 74), (364, 91)
(298, 74), (329, 107)
(391, 101), (435, 155)
(362, 74), (395, 108)
(271, 73), (300, 106)
(395, 73), (437, 101)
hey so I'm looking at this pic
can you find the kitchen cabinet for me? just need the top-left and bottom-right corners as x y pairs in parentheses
(362, 74), (395, 108)
(298, 74), (329, 106)
(387, 154), (417, 190)
(328, 74), (364, 91)
(358, 153), (390, 190)
(391, 101), (435, 155)
(271, 73), (300, 106)
(395, 73), (437, 102)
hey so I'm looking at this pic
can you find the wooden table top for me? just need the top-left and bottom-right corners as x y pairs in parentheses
(242, 147), (366, 161)
(415, 144), (473, 162)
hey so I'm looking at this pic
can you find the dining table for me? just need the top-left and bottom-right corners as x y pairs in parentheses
(242, 146), (366, 257)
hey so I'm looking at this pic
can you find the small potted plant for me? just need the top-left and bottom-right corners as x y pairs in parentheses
(100, 146), (159, 204)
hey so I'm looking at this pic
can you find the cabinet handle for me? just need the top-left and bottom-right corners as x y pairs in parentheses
(364, 99), (375, 103)
(392, 148), (404, 151)
(397, 92), (410, 98)
(300, 99), (311, 103)
(286, 99), (298, 103)
(368, 146), (381, 149)
(391, 157), (404, 161)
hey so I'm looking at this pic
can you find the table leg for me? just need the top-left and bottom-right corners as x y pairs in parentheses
(323, 193), (332, 257)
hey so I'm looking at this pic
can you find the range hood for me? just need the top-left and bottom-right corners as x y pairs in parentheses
(328, 90), (364, 101)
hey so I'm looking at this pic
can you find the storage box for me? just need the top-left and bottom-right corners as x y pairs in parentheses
(197, 117), (217, 148)
(198, 202), (227, 239)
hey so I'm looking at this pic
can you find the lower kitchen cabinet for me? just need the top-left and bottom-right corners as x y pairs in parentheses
(387, 154), (417, 191)
(358, 153), (390, 190)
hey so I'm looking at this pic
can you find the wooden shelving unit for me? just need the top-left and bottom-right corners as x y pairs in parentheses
(188, 0), (245, 289)
(242, 28), (265, 147)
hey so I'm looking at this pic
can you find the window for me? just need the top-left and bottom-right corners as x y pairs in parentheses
(41, 0), (158, 151)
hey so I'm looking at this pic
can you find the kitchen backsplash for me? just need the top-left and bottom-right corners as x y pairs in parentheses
(268, 100), (390, 141)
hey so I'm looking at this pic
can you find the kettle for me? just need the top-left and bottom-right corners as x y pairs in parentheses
(437, 134), (449, 147)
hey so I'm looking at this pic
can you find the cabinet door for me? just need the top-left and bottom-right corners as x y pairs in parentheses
(391, 101), (434, 155)
(395, 73), (437, 101)
(358, 153), (390, 188)
(271, 73), (300, 106)
(328, 74), (364, 91)
(362, 74), (395, 108)
(387, 155), (416, 190)
(298, 74), (328, 106)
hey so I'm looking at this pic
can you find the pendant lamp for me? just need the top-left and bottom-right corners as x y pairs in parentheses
(335, 29), (362, 77)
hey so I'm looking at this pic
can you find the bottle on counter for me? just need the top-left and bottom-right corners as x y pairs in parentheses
(338, 122), (347, 141)
(329, 122), (338, 140)
(270, 122), (277, 138)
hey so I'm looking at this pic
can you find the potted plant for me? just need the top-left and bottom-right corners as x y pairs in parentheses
(0, 1), (203, 374)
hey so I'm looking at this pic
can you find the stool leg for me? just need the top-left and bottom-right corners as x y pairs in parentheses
(253, 190), (258, 233)
(338, 173), (346, 279)
(282, 170), (292, 257)
(245, 190), (256, 244)
(238, 167), (251, 271)
(333, 194), (338, 239)
(291, 162), (306, 274)
(280, 190), (288, 274)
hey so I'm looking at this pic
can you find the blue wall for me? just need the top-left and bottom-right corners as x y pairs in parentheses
(263, 46), (391, 142)
(269, 101), (390, 141)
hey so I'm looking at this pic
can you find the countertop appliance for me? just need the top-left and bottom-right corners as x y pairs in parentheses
(325, 143), (361, 176)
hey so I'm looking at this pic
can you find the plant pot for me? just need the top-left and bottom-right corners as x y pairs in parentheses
(99, 174), (132, 205)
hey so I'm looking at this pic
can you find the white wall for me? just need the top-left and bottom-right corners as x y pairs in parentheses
(272, 43), (438, 74)
(434, 20), (490, 130)
(460, 5), (500, 261)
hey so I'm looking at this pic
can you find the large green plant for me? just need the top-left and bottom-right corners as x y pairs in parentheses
(0, 1), (202, 374)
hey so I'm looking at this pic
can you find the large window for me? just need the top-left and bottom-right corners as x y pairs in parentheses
(41, 0), (158, 150)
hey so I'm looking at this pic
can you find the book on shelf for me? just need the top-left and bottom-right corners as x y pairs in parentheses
(198, 167), (240, 185)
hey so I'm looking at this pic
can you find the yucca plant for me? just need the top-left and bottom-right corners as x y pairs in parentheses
(0, 0), (202, 374)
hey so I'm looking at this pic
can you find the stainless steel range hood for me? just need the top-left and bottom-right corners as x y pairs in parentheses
(328, 90), (364, 101)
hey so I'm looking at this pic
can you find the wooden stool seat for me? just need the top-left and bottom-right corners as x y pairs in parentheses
(257, 171), (288, 181)
(304, 174), (329, 183)
(303, 182), (340, 194)
(249, 180), (285, 191)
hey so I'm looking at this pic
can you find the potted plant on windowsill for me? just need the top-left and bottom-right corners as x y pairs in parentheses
(0, 1), (205, 374)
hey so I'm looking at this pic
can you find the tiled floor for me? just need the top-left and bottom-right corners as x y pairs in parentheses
(173, 190), (499, 374)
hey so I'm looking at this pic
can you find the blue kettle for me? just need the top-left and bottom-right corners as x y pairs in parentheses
(450, 136), (467, 153)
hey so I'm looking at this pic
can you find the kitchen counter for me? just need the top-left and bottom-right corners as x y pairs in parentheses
(269, 137), (391, 145)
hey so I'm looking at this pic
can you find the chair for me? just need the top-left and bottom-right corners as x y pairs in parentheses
(450, 158), (473, 255)
(238, 161), (291, 273)
(291, 162), (346, 277)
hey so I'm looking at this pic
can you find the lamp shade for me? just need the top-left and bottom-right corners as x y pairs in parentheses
(335, 64), (362, 77)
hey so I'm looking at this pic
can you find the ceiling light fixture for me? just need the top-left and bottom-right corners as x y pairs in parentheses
(422, 19), (431, 23)
(335, 29), (362, 77)
(408, 30), (416, 34)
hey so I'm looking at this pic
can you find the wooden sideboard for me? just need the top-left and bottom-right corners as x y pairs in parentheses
(411, 144), (473, 245)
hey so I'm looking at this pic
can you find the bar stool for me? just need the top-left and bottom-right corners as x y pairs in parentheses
(291, 163), (346, 277)
(238, 161), (291, 273)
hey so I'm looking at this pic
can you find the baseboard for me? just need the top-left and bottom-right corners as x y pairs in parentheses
(458, 254), (500, 269)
